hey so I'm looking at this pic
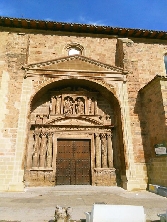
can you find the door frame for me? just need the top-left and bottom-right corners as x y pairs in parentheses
(53, 132), (95, 185)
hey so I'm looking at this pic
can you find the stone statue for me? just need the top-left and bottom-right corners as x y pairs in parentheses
(76, 98), (84, 114)
(50, 96), (56, 114)
(54, 205), (72, 222)
(63, 98), (73, 115)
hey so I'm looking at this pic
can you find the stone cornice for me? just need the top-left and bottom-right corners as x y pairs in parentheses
(23, 55), (127, 74)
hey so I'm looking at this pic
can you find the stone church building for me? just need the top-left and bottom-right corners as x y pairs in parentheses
(0, 16), (167, 191)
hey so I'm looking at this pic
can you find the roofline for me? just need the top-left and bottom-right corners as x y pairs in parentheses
(0, 16), (167, 40)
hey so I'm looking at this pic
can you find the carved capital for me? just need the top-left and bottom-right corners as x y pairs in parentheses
(106, 133), (112, 139)
(48, 131), (53, 137)
(100, 133), (106, 139)
(95, 133), (100, 138)
(41, 132), (47, 137)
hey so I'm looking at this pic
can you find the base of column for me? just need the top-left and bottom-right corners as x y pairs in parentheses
(8, 182), (25, 192)
(121, 175), (147, 191)
(94, 168), (116, 186)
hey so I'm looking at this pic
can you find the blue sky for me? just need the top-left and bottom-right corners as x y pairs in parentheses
(0, 0), (167, 31)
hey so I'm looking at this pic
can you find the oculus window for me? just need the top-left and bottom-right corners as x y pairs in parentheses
(68, 48), (81, 56)
(65, 43), (84, 56)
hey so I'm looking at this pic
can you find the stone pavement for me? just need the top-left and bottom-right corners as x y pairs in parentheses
(0, 185), (167, 222)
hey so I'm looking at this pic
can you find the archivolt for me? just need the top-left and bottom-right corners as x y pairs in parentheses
(29, 76), (118, 113)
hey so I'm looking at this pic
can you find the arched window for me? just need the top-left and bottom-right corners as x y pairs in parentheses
(68, 48), (81, 56)
(164, 54), (167, 74)
(65, 43), (84, 56)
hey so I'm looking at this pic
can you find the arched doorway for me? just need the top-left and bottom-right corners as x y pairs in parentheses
(24, 79), (125, 187)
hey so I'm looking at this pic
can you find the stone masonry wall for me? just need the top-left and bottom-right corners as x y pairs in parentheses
(116, 38), (167, 189)
(141, 78), (167, 186)
(0, 27), (167, 190)
(141, 78), (167, 159)
(0, 31), (29, 191)
(149, 156), (167, 187)
(118, 38), (167, 164)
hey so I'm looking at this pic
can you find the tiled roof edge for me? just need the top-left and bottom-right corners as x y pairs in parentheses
(0, 16), (167, 40)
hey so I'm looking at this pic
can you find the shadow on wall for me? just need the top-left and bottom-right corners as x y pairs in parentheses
(135, 76), (167, 187)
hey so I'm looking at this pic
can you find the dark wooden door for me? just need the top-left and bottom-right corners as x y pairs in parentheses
(56, 139), (91, 185)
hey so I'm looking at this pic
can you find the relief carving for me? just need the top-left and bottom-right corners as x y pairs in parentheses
(63, 97), (74, 115)
(33, 89), (113, 127)
(50, 96), (57, 114)
(27, 87), (115, 186)
(31, 130), (53, 169)
(75, 98), (85, 114)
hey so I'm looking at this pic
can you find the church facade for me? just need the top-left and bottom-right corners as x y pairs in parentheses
(0, 17), (167, 191)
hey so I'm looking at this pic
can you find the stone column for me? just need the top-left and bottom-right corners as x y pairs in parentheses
(107, 133), (113, 168)
(56, 95), (61, 114)
(101, 133), (107, 168)
(94, 99), (98, 115)
(88, 97), (92, 115)
(46, 132), (53, 167)
(39, 132), (47, 167)
(91, 97), (95, 115)
(95, 133), (101, 168)
(26, 132), (34, 169)
(32, 132), (40, 167)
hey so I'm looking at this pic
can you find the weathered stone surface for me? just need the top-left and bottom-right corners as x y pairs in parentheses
(0, 19), (167, 191)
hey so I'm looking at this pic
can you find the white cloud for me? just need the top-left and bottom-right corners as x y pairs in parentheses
(78, 16), (106, 26)
(44, 18), (54, 21)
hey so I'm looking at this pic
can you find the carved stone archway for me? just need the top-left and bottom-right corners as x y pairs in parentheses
(24, 82), (124, 187)
(23, 55), (126, 187)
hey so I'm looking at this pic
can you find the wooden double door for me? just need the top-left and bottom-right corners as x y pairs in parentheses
(56, 139), (91, 185)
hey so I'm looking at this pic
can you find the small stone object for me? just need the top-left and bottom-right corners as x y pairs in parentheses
(54, 205), (72, 222)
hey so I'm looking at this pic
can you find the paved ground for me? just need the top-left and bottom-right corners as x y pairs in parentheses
(0, 185), (167, 222)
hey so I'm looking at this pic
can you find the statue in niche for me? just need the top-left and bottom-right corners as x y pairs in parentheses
(63, 97), (73, 115)
(50, 96), (56, 114)
(75, 98), (84, 115)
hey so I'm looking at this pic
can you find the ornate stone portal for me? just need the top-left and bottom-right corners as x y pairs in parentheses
(24, 87), (116, 186)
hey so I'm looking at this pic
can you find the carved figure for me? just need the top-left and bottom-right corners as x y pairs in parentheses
(50, 96), (56, 114)
(63, 98), (73, 115)
(76, 98), (84, 114)
(54, 205), (72, 222)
